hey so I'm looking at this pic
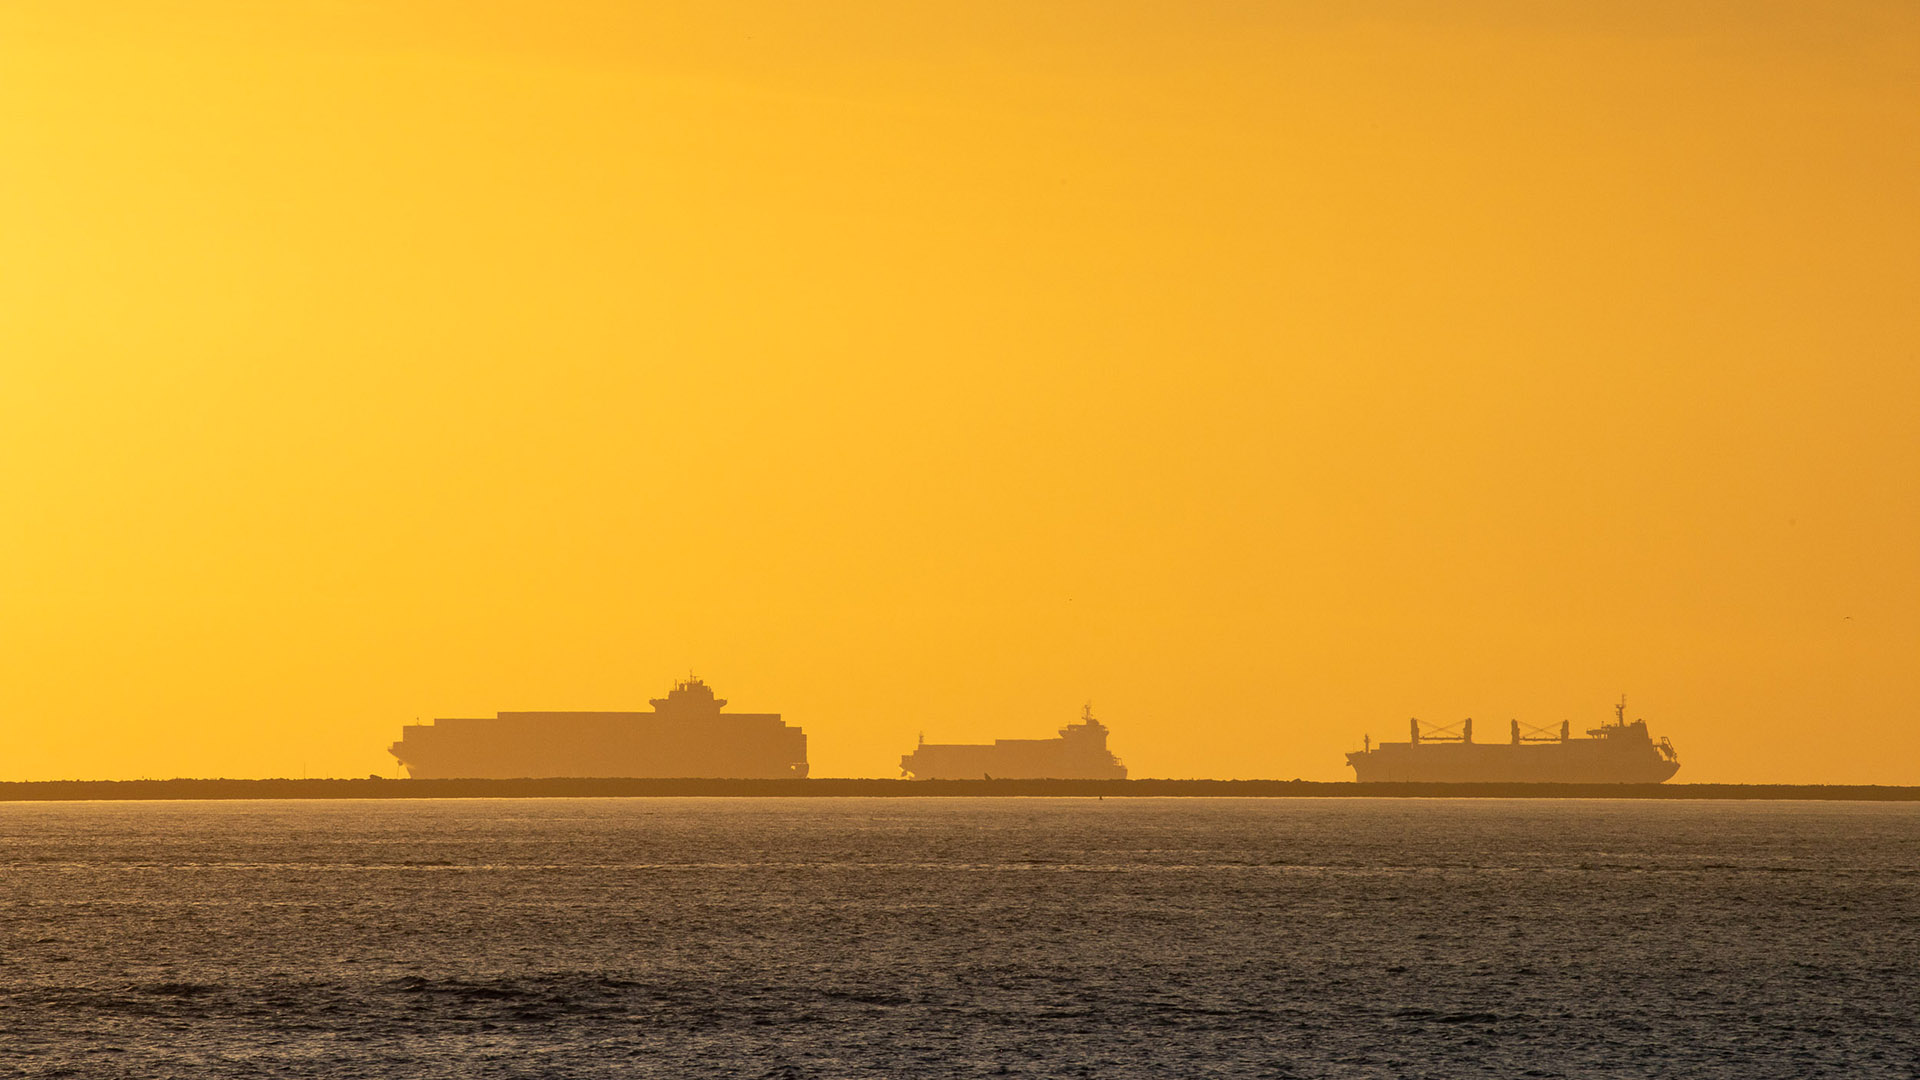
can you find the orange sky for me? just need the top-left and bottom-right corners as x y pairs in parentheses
(3, 2), (1917, 783)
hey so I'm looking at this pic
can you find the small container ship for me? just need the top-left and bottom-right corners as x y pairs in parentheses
(1346, 697), (1680, 783)
(900, 704), (1129, 780)
(389, 677), (807, 779)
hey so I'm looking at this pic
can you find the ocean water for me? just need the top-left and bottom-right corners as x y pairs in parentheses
(2, 798), (1916, 1079)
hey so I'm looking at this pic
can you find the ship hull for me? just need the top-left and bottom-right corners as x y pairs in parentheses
(1347, 743), (1679, 784)
(391, 711), (808, 780)
(899, 744), (1128, 781)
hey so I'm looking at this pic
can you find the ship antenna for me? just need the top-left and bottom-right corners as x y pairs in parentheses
(1616, 694), (1627, 726)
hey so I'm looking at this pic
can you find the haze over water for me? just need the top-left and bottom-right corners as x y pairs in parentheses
(7, 3), (1920, 785)
(5, 798), (1915, 1078)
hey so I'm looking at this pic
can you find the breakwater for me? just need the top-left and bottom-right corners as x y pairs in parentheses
(2, 778), (1916, 801)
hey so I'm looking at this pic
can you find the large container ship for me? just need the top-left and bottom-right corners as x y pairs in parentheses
(1346, 697), (1680, 783)
(900, 704), (1129, 780)
(389, 677), (807, 779)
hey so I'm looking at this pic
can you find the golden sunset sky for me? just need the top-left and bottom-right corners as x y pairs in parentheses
(4, 2), (1916, 783)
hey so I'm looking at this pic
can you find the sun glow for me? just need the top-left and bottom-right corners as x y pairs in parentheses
(3, 2), (1917, 782)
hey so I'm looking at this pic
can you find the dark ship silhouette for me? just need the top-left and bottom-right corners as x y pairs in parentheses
(389, 677), (807, 779)
(900, 704), (1129, 780)
(1346, 697), (1680, 783)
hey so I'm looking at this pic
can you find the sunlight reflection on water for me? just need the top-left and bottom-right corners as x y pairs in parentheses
(3, 798), (1916, 1078)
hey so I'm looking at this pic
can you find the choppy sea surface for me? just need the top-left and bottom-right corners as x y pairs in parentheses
(2, 798), (1916, 1079)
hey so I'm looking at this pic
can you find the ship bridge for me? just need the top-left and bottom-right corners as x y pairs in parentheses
(650, 676), (727, 716)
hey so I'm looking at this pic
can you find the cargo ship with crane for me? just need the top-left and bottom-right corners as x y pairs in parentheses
(1345, 697), (1680, 783)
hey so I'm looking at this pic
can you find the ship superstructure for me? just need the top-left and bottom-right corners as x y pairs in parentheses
(900, 704), (1129, 780)
(1346, 696), (1679, 783)
(389, 677), (807, 779)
